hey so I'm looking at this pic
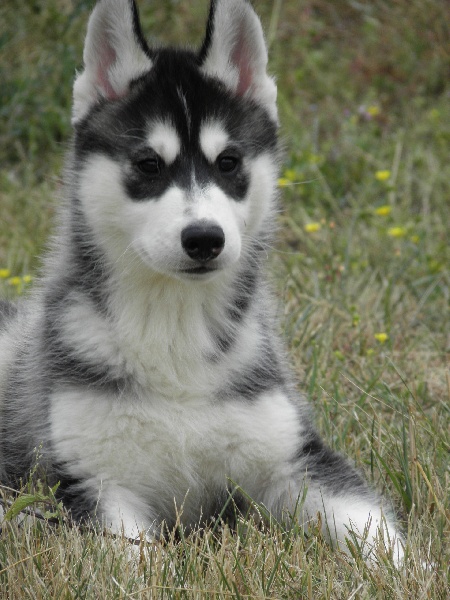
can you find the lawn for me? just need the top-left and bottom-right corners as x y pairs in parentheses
(0, 0), (449, 597)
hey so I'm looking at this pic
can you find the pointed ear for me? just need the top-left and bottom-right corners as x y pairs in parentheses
(72, 0), (153, 124)
(199, 0), (277, 123)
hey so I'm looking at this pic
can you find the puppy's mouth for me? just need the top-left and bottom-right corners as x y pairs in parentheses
(180, 265), (218, 275)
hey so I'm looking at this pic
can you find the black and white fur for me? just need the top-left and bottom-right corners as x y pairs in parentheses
(0, 0), (402, 562)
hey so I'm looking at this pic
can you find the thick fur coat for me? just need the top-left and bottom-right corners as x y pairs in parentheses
(0, 0), (402, 563)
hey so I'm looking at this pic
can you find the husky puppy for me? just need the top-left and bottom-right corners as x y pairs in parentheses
(0, 0), (402, 561)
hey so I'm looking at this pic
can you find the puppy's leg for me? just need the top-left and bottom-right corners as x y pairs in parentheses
(97, 484), (159, 542)
(264, 436), (404, 564)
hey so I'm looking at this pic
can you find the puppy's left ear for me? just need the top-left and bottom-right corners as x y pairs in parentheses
(199, 0), (278, 123)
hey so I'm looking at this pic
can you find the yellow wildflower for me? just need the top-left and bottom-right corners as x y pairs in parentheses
(374, 333), (389, 343)
(387, 226), (407, 238)
(22, 275), (32, 283)
(0, 269), (11, 278)
(410, 235), (420, 244)
(278, 178), (289, 187)
(304, 222), (321, 233)
(7, 276), (22, 286)
(374, 205), (392, 216)
(428, 108), (440, 120)
(367, 105), (381, 117)
(375, 170), (391, 181)
(283, 169), (298, 182)
(308, 153), (323, 165)
(428, 259), (443, 273)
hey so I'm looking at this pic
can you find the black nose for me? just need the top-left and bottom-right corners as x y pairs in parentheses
(181, 223), (225, 262)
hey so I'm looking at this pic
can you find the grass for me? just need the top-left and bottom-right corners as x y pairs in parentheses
(0, 0), (449, 597)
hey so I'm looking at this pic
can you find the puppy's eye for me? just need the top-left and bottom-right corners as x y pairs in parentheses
(135, 156), (161, 176)
(217, 153), (240, 174)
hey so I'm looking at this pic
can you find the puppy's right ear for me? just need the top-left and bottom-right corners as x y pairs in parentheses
(72, 0), (152, 124)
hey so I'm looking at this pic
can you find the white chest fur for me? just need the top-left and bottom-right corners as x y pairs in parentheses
(50, 386), (300, 522)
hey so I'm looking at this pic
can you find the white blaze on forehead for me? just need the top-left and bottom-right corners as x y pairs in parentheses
(147, 121), (181, 165)
(199, 121), (230, 163)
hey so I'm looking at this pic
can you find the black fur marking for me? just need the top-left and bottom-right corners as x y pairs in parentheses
(228, 245), (263, 324)
(42, 290), (126, 392)
(297, 435), (370, 496)
(301, 438), (324, 456)
(53, 464), (98, 524)
(208, 487), (249, 529)
(74, 50), (276, 204)
(45, 342), (126, 392)
(228, 267), (258, 322)
(214, 332), (234, 355)
(0, 300), (17, 329)
(35, 199), (127, 390)
(60, 197), (111, 312)
(198, 0), (217, 65)
(130, 0), (153, 60)
(220, 343), (284, 400)
(0, 350), (52, 487)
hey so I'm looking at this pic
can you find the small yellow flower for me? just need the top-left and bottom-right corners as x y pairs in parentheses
(367, 105), (381, 117)
(374, 332), (389, 343)
(22, 275), (32, 283)
(375, 170), (391, 182)
(304, 222), (321, 233)
(0, 269), (11, 279)
(374, 205), (392, 216)
(308, 153), (323, 165)
(387, 226), (407, 238)
(428, 108), (440, 120)
(278, 178), (289, 187)
(283, 169), (298, 182)
(7, 276), (22, 286)
(410, 235), (420, 244)
(428, 259), (443, 273)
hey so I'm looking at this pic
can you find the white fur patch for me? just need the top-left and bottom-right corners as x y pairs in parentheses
(199, 121), (229, 163)
(301, 494), (404, 565)
(77, 154), (246, 280)
(60, 292), (128, 374)
(147, 121), (181, 165)
(243, 152), (279, 238)
(49, 386), (301, 538)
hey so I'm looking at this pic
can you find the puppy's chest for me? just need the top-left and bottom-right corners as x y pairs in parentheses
(50, 387), (293, 491)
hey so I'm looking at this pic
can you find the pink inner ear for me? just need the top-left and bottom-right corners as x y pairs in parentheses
(232, 36), (254, 97)
(96, 43), (123, 101)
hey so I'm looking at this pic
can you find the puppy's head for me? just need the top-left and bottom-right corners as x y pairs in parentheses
(72, 0), (279, 282)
